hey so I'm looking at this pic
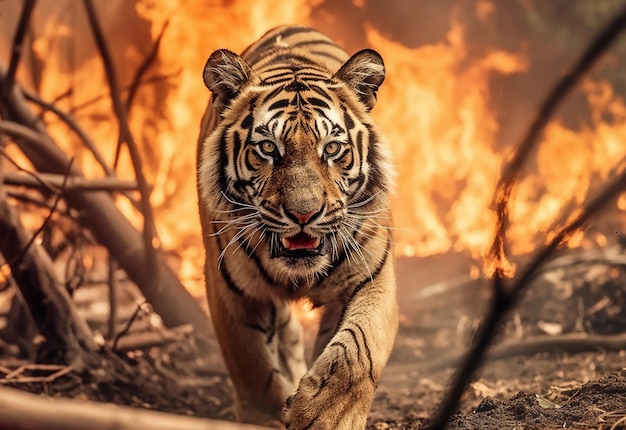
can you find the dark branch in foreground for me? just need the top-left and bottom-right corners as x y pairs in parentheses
(427, 5), (626, 429)
(4, 0), (36, 91)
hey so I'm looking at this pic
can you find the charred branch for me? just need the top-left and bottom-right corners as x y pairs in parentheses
(82, 0), (159, 290)
(22, 89), (114, 177)
(0, 181), (98, 367)
(427, 5), (626, 429)
(110, 324), (195, 352)
(4, 172), (139, 192)
(4, 0), (36, 92)
(124, 20), (169, 117)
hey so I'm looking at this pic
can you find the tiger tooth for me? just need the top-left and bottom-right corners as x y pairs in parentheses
(281, 237), (290, 249)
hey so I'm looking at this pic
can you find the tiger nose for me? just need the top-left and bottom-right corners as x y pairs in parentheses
(286, 207), (322, 225)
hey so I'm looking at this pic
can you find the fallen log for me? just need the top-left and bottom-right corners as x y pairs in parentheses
(0, 385), (269, 430)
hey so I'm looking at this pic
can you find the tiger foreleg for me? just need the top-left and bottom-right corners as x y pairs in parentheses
(284, 264), (398, 430)
(207, 278), (305, 427)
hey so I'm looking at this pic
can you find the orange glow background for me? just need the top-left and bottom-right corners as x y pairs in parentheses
(1, 0), (625, 295)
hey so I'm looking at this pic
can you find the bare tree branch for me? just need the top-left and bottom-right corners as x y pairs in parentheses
(116, 19), (170, 168)
(4, 172), (139, 192)
(22, 89), (115, 177)
(56, 73), (180, 118)
(125, 20), (169, 115)
(82, 0), (159, 289)
(0, 173), (98, 369)
(0, 70), (212, 347)
(488, 4), (626, 277)
(7, 159), (73, 269)
(4, 0), (36, 91)
(0, 143), (58, 193)
(427, 5), (626, 429)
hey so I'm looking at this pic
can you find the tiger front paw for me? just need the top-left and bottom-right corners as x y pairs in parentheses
(283, 375), (370, 430)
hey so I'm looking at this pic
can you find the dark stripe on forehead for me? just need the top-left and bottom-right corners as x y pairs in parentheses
(262, 86), (284, 104)
(295, 71), (332, 81)
(245, 27), (319, 61)
(308, 84), (334, 100)
(310, 50), (346, 65)
(260, 69), (296, 82)
(267, 53), (320, 67)
(291, 39), (338, 50)
(260, 63), (328, 75)
(260, 70), (330, 86)
(307, 97), (330, 109)
(268, 99), (290, 111)
(342, 106), (355, 129)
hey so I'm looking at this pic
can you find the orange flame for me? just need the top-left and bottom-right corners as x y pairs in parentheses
(15, 1), (626, 295)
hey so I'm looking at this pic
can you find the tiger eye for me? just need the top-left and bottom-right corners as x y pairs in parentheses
(260, 141), (276, 155)
(324, 141), (341, 157)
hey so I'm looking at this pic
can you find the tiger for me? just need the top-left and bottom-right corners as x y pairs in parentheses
(197, 25), (398, 430)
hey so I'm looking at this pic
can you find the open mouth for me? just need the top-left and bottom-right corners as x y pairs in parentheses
(276, 232), (323, 258)
(281, 232), (320, 250)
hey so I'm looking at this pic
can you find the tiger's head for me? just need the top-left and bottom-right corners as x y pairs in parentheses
(198, 48), (394, 285)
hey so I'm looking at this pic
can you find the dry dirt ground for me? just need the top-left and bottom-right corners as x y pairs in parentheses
(1, 246), (625, 429)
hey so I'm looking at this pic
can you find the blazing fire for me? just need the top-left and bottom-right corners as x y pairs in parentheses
(4, 1), (626, 295)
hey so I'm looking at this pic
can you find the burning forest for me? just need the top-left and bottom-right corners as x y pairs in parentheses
(0, 1), (626, 429)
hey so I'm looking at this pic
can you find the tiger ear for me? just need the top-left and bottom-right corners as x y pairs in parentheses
(203, 49), (254, 112)
(334, 49), (385, 111)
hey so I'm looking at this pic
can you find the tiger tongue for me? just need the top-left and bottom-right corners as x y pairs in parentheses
(283, 232), (319, 250)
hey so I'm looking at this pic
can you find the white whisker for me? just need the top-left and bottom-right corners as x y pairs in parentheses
(347, 190), (385, 209)
(338, 225), (373, 283)
(221, 191), (257, 209)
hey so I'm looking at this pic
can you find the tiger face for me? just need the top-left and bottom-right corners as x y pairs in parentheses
(198, 48), (393, 286)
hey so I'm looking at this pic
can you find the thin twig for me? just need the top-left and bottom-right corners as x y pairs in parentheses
(107, 257), (117, 340)
(4, 0), (36, 92)
(61, 73), (179, 118)
(82, 0), (159, 287)
(512, 163), (626, 296)
(427, 5), (626, 429)
(124, 20), (170, 115)
(112, 300), (149, 351)
(22, 89), (115, 177)
(8, 159), (74, 269)
(6, 191), (74, 219)
(116, 19), (170, 169)
(0, 145), (58, 194)
(3, 363), (66, 380)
